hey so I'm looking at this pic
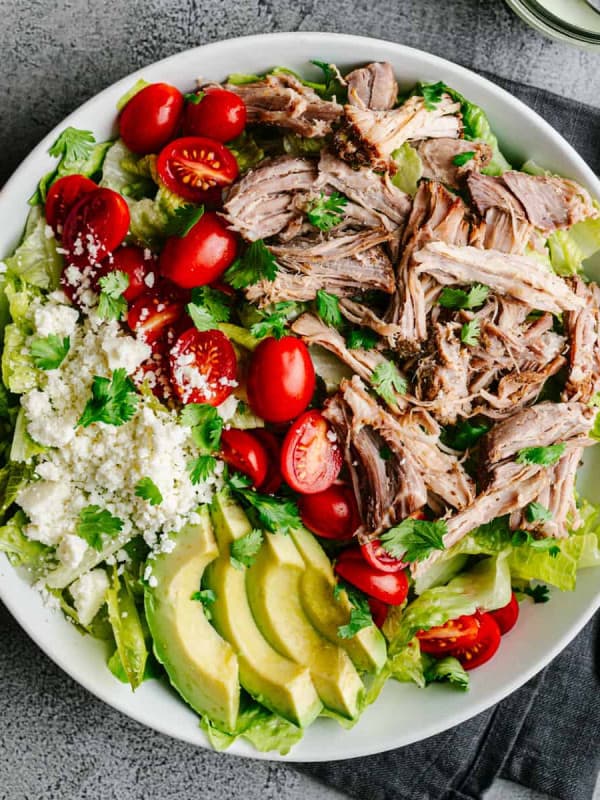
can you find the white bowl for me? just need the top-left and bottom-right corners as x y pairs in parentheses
(1, 32), (599, 762)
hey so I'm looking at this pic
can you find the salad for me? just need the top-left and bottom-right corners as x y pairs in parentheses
(2, 58), (600, 755)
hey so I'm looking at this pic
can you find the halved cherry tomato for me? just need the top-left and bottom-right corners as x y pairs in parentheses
(157, 136), (238, 203)
(97, 246), (156, 302)
(417, 615), (481, 656)
(299, 484), (359, 540)
(335, 548), (409, 606)
(281, 410), (342, 495)
(361, 540), (408, 573)
(449, 612), (501, 670)
(247, 336), (315, 423)
(489, 593), (520, 635)
(169, 328), (237, 406)
(132, 338), (172, 400)
(119, 82), (184, 155)
(159, 211), (238, 289)
(62, 188), (130, 266)
(183, 88), (247, 142)
(250, 429), (282, 494)
(45, 174), (97, 233)
(368, 597), (389, 629)
(220, 429), (268, 487)
(127, 291), (184, 344)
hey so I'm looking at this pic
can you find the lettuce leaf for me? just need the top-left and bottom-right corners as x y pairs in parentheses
(282, 133), (326, 158)
(0, 509), (51, 573)
(116, 78), (150, 112)
(0, 460), (34, 517)
(9, 408), (47, 462)
(4, 218), (63, 290)
(229, 131), (266, 172)
(2, 324), (37, 394)
(546, 215), (600, 276)
(423, 655), (469, 690)
(391, 143), (423, 196)
(105, 567), (148, 690)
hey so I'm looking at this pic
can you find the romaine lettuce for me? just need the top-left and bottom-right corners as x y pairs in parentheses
(2, 324), (37, 395)
(105, 568), (148, 690)
(229, 131), (266, 172)
(391, 143), (423, 196)
(4, 218), (63, 290)
(9, 409), (46, 463)
(0, 509), (50, 573)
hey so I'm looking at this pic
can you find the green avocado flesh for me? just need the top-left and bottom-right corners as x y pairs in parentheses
(144, 508), (240, 732)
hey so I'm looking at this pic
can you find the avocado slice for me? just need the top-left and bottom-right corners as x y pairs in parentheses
(206, 493), (322, 728)
(144, 508), (240, 732)
(290, 527), (387, 674)
(246, 530), (364, 719)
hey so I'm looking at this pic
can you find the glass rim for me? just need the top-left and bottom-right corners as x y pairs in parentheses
(506, 0), (600, 45)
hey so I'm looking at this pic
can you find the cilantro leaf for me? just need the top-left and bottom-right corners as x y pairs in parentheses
(230, 528), (264, 570)
(525, 502), (553, 524)
(310, 60), (346, 101)
(522, 583), (550, 603)
(77, 505), (123, 551)
(97, 270), (130, 321)
(224, 240), (279, 289)
(315, 290), (343, 328)
(452, 151), (476, 167)
(188, 455), (217, 484)
(134, 477), (163, 506)
(180, 403), (223, 452)
(184, 91), (205, 105)
(438, 284), (489, 310)
(228, 471), (253, 490)
(380, 518), (447, 563)
(250, 310), (288, 340)
(460, 318), (481, 346)
(186, 286), (231, 332)
(306, 191), (347, 231)
(417, 81), (448, 111)
(511, 530), (561, 557)
(78, 368), (139, 428)
(49, 127), (96, 168)
(441, 419), (490, 450)
(372, 360), (407, 405)
(347, 328), (379, 350)
(191, 587), (216, 619)
(30, 334), (70, 370)
(516, 443), (566, 467)
(230, 477), (302, 534)
(165, 204), (205, 238)
(336, 582), (374, 639)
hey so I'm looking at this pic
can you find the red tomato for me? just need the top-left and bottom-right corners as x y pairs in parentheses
(62, 188), (130, 266)
(45, 174), (97, 232)
(299, 484), (359, 540)
(157, 136), (238, 202)
(183, 88), (247, 142)
(128, 291), (184, 344)
(361, 540), (408, 574)
(132, 338), (173, 400)
(159, 211), (238, 289)
(368, 597), (389, 629)
(489, 593), (520, 635)
(449, 612), (502, 670)
(97, 246), (156, 302)
(119, 83), (184, 155)
(250, 429), (282, 494)
(335, 548), (409, 605)
(281, 410), (342, 495)
(247, 337), (315, 423)
(417, 615), (481, 656)
(220, 429), (268, 487)
(169, 328), (237, 406)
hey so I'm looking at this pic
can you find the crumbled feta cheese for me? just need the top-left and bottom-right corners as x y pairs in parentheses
(33, 302), (79, 339)
(326, 429), (338, 443)
(217, 395), (239, 422)
(101, 334), (151, 374)
(144, 272), (155, 288)
(56, 534), (88, 569)
(70, 569), (110, 626)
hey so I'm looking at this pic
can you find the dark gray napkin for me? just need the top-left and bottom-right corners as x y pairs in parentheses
(300, 74), (600, 800)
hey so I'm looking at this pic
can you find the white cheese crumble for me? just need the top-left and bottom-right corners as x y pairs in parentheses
(33, 301), (79, 339)
(70, 569), (110, 626)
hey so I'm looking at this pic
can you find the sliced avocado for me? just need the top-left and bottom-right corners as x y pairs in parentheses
(246, 530), (364, 719)
(207, 493), (322, 728)
(144, 508), (239, 732)
(290, 527), (387, 674)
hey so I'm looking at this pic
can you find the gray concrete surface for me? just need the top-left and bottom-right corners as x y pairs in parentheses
(1, 1), (600, 799)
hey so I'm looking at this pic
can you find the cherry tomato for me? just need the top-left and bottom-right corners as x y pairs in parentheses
(361, 540), (408, 573)
(119, 82), (184, 155)
(157, 136), (238, 203)
(62, 188), (130, 266)
(128, 291), (184, 344)
(417, 615), (481, 656)
(250, 429), (282, 494)
(220, 429), (268, 487)
(45, 174), (97, 233)
(281, 410), (342, 495)
(169, 328), (237, 406)
(368, 597), (389, 629)
(299, 484), (359, 540)
(132, 338), (172, 400)
(160, 211), (238, 289)
(97, 246), (156, 302)
(489, 593), (520, 635)
(335, 548), (409, 606)
(183, 88), (247, 142)
(247, 337), (315, 423)
(449, 612), (502, 670)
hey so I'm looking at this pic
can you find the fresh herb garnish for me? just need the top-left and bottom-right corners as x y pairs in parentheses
(460, 318), (481, 346)
(525, 502), (553, 523)
(134, 477), (163, 506)
(452, 151), (476, 167)
(49, 127), (96, 167)
(438, 284), (489, 310)
(516, 443), (566, 467)
(249, 302), (295, 340)
(97, 270), (129, 321)
(372, 360), (407, 405)
(315, 290), (343, 329)
(306, 191), (347, 231)
(310, 60), (346, 100)
(441, 419), (490, 450)
(522, 583), (550, 603)
(188, 455), (218, 484)
(380, 518), (447, 563)
(78, 368), (139, 428)
(229, 473), (301, 534)
(77, 505), (123, 551)
(30, 334), (70, 370)
(336, 581), (374, 639)
(191, 587), (216, 619)
(180, 403), (223, 452)
(511, 530), (561, 557)
(347, 328), (379, 350)
(165, 204), (205, 238)
(418, 81), (448, 110)
(224, 239), (279, 289)
(230, 528), (264, 570)
(186, 285), (231, 332)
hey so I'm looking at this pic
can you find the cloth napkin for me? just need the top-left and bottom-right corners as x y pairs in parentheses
(300, 74), (600, 800)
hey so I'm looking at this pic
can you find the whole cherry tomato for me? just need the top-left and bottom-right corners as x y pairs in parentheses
(98, 245), (156, 302)
(128, 291), (185, 344)
(119, 82), (184, 155)
(45, 174), (97, 233)
(335, 548), (409, 606)
(250, 428), (283, 494)
(62, 188), (130, 266)
(183, 88), (247, 142)
(220, 429), (269, 487)
(299, 484), (360, 540)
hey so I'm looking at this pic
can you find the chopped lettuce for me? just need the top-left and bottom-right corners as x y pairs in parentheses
(283, 134), (327, 157)
(116, 78), (150, 112)
(391, 143), (423, 196)
(2, 324), (37, 395)
(547, 216), (600, 276)
(0, 509), (50, 573)
(450, 89), (511, 176)
(423, 655), (469, 690)
(9, 409), (47, 462)
(4, 218), (63, 290)
(0, 461), (34, 517)
(105, 568), (148, 690)
(228, 131), (266, 172)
